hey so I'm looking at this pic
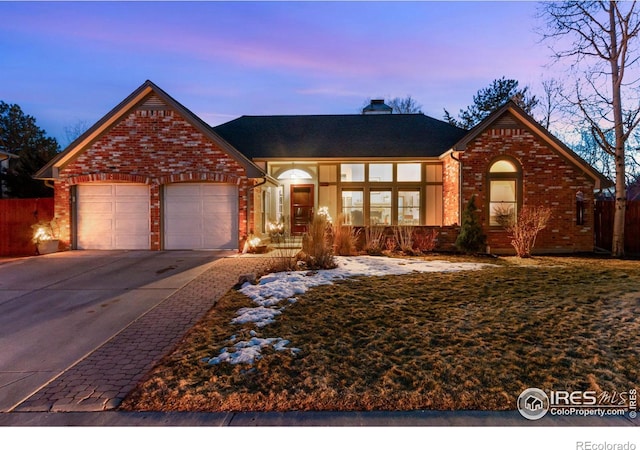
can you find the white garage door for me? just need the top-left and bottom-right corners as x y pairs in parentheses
(164, 183), (238, 250)
(77, 184), (150, 250)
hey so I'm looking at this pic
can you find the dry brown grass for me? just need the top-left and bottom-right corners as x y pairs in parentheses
(120, 256), (640, 412)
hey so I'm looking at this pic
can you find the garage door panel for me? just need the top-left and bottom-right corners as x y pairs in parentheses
(115, 218), (149, 233)
(115, 235), (146, 249)
(168, 184), (202, 197)
(77, 184), (150, 250)
(164, 183), (237, 250)
(80, 201), (114, 214)
(115, 202), (148, 214)
(166, 200), (202, 216)
(204, 203), (233, 214)
(80, 184), (115, 197)
(202, 184), (234, 196)
(115, 184), (148, 196)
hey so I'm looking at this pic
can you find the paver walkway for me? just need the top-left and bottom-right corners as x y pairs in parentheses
(13, 255), (270, 412)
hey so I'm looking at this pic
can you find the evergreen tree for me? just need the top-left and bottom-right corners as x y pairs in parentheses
(0, 101), (59, 198)
(455, 196), (486, 254)
(444, 77), (538, 130)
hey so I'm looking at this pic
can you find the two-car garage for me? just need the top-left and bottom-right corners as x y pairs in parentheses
(75, 183), (238, 250)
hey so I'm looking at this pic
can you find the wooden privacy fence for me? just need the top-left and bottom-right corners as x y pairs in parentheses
(595, 200), (640, 255)
(0, 198), (54, 257)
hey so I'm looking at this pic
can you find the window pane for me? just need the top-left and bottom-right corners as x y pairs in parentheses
(341, 164), (365, 182)
(490, 180), (516, 202)
(369, 164), (393, 182)
(490, 202), (516, 226)
(397, 163), (421, 181)
(370, 190), (391, 225)
(342, 190), (364, 225)
(277, 169), (313, 180)
(398, 190), (420, 225)
(490, 160), (517, 173)
(490, 179), (516, 226)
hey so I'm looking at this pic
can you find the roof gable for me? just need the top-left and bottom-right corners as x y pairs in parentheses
(35, 80), (265, 179)
(453, 101), (612, 189)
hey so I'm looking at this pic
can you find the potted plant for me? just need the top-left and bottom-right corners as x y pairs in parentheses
(31, 219), (60, 255)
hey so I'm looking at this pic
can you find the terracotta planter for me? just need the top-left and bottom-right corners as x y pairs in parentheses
(37, 239), (59, 255)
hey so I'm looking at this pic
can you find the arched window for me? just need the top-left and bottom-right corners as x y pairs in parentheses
(277, 168), (313, 180)
(488, 158), (521, 226)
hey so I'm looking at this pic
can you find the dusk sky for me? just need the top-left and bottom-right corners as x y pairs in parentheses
(1, 1), (564, 146)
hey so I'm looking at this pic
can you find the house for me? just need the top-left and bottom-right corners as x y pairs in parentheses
(35, 80), (611, 254)
(0, 150), (19, 198)
(629, 177), (640, 201)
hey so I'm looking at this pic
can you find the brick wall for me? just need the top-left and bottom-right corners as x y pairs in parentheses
(55, 95), (251, 250)
(459, 114), (596, 254)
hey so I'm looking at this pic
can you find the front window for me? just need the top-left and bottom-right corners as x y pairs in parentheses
(334, 162), (441, 226)
(369, 164), (393, 182)
(398, 190), (420, 225)
(342, 190), (364, 225)
(488, 159), (520, 226)
(370, 190), (392, 225)
(397, 163), (421, 181)
(341, 164), (365, 182)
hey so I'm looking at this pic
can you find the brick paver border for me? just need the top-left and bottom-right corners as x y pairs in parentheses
(14, 255), (270, 412)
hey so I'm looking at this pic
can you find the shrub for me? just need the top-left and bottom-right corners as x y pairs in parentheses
(267, 238), (299, 273)
(413, 228), (439, 254)
(394, 225), (415, 255)
(495, 205), (552, 258)
(300, 213), (336, 269)
(363, 225), (386, 255)
(333, 214), (359, 256)
(385, 236), (397, 252)
(455, 196), (486, 254)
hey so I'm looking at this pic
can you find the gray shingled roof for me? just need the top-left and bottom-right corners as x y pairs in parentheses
(213, 114), (467, 159)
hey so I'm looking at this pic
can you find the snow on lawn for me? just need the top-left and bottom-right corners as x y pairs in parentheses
(206, 256), (494, 365)
(238, 256), (494, 307)
(203, 334), (300, 365)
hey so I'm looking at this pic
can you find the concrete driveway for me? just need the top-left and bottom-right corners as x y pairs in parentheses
(0, 250), (230, 412)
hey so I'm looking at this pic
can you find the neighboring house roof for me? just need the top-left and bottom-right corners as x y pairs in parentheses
(453, 100), (613, 190)
(34, 80), (266, 180)
(0, 150), (19, 161)
(628, 177), (640, 201)
(213, 114), (468, 160)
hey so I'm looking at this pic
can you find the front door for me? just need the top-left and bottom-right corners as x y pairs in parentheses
(291, 184), (314, 235)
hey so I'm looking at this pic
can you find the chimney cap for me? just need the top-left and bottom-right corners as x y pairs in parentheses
(363, 99), (392, 114)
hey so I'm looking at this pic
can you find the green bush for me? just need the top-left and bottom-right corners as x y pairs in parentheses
(455, 196), (486, 254)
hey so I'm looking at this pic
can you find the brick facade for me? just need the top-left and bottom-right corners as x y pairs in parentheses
(458, 113), (596, 254)
(55, 95), (252, 250)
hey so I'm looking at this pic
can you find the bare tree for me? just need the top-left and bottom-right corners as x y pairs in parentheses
(539, 1), (640, 257)
(387, 96), (423, 114)
(537, 78), (563, 129)
(64, 120), (89, 146)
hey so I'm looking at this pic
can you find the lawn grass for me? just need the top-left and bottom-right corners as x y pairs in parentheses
(120, 256), (640, 412)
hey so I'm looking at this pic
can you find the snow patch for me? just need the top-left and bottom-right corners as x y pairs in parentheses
(232, 306), (282, 328)
(207, 256), (494, 366)
(204, 337), (300, 365)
